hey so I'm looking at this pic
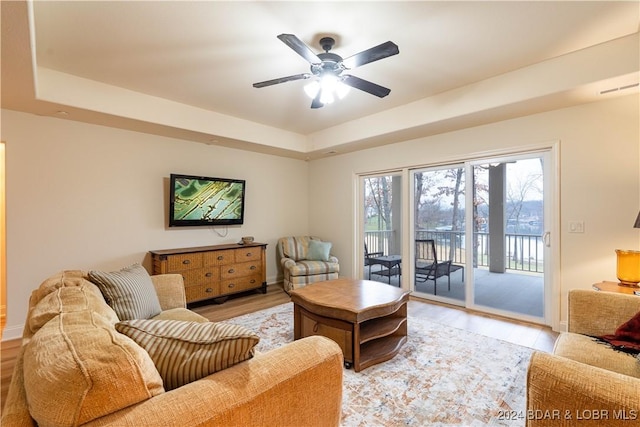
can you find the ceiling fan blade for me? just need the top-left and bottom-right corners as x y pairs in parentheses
(253, 73), (311, 88)
(341, 41), (399, 69)
(277, 34), (322, 64)
(311, 91), (324, 109)
(342, 75), (391, 98)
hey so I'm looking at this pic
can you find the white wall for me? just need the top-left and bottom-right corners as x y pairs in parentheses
(3, 94), (638, 338)
(2, 109), (309, 339)
(308, 94), (640, 329)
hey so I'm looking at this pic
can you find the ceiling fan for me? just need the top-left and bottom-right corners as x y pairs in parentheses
(253, 34), (399, 109)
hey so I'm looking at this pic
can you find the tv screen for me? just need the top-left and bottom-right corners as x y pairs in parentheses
(169, 173), (246, 227)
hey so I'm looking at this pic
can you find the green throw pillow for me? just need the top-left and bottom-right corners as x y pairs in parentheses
(116, 319), (260, 390)
(89, 263), (162, 320)
(307, 240), (332, 261)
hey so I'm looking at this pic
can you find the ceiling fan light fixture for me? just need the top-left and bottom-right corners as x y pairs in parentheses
(254, 34), (398, 109)
(304, 80), (320, 99)
(304, 74), (351, 105)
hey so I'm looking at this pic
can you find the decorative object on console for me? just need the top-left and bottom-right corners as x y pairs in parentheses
(241, 236), (254, 245)
(169, 173), (246, 227)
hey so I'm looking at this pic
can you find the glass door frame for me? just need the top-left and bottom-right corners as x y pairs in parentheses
(463, 151), (555, 325)
(356, 143), (559, 328)
(356, 170), (406, 286)
(405, 145), (558, 327)
(409, 163), (467, 306)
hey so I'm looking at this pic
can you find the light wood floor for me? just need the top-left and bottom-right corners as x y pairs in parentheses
(0, 284), (558, 413)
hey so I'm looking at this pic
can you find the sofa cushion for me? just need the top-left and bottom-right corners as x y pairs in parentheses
(28, 284), (119, 336)
(554, 332), (640, 378)
(280, 236), (315, 261)
(115, 319), (260, 390)
(151, 307), (210, 323)
(89, 263), (162, 320)
(307, 240), (332, 261)
(288, 260), (340, 277)
(23, 310), (165, 427)
(29, 270), (87, 305)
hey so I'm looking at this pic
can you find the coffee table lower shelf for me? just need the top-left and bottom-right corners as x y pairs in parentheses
(294, 303), (407, 372)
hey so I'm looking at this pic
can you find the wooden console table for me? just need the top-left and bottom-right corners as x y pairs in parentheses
(150, 243), (267, 304)
(592, 281), (640, 296)
(290, 278), (409, 372)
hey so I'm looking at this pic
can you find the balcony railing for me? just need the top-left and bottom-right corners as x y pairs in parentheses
(365, 230), (544, 273)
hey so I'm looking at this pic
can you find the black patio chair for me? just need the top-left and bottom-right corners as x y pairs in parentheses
(415, 239), (463, 295)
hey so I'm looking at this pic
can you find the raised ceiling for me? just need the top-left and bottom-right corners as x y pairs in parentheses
(2, 1), (639, 159)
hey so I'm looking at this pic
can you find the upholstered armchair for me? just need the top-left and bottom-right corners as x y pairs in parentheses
(526, 290), (640, 427)
(277, 236), (339, 293)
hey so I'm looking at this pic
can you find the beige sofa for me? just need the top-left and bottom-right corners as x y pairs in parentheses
(2, 271), (344, 426)
(526, 290), (640, 427)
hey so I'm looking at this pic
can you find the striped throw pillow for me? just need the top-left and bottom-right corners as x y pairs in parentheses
(89, 264), (162, 320)
(115, 319), (260, 390)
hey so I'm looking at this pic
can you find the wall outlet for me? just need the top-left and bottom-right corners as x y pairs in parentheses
(568, 221), (585, 233)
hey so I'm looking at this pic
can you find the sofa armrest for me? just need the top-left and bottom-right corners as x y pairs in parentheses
(526, 352), (640, 427)
(0, 346), (36, 427)
(281, 257), (296, 269)
(150, 274), (186, 311)
(85, 336), (344, 427)
(568, 290), (640, 336)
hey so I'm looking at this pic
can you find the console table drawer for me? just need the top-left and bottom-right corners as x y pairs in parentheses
(185, 283), (220, 302)
(181, 267), (219, 287)
(203, 250), (234, 266)
(221, 275), (262, 294)
(167, 253), (203, 271)
(235, 246), (262, 262)
(221, 262), (260, 279)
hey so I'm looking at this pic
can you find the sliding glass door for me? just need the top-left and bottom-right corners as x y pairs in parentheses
(469, 156), (545, 319)
(408, 151), (552, 323)
(411, 165), (466, 302)
(362, 173), (403, 287)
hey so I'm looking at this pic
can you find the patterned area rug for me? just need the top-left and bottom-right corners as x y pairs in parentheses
(228, 301), (533, 427)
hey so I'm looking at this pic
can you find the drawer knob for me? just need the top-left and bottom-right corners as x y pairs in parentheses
(217, 255), (223, 260)
(246, 253), (251, 257)
(206, 287), (213, 293)
(250, 279), (256, 284)
(183, 260), (190, 265)
(205, 272), (212, 278)
(228, 268), (235, 274)
(250, 265), (256, 270)
(228, 283), (235, 289)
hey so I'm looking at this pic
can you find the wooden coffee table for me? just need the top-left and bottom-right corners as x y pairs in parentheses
(290, 278), (409, 372)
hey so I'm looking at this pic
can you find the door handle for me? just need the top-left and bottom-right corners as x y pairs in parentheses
(543, 232), (551, 247)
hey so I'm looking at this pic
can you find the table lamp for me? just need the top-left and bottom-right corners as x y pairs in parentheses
(615, 211), (640, 287)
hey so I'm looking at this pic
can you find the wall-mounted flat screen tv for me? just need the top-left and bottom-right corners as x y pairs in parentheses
(169, 173), (246, 227)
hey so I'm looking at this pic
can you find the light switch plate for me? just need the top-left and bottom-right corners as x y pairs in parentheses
(568, 221), (584, 233)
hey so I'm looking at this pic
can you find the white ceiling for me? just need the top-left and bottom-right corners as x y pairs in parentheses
(2, 1), (639, 159)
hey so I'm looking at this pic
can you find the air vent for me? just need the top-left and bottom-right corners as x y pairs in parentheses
(599, 83), (639, 95)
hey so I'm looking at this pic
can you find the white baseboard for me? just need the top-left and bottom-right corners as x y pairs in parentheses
(2, 324), (23, 341)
